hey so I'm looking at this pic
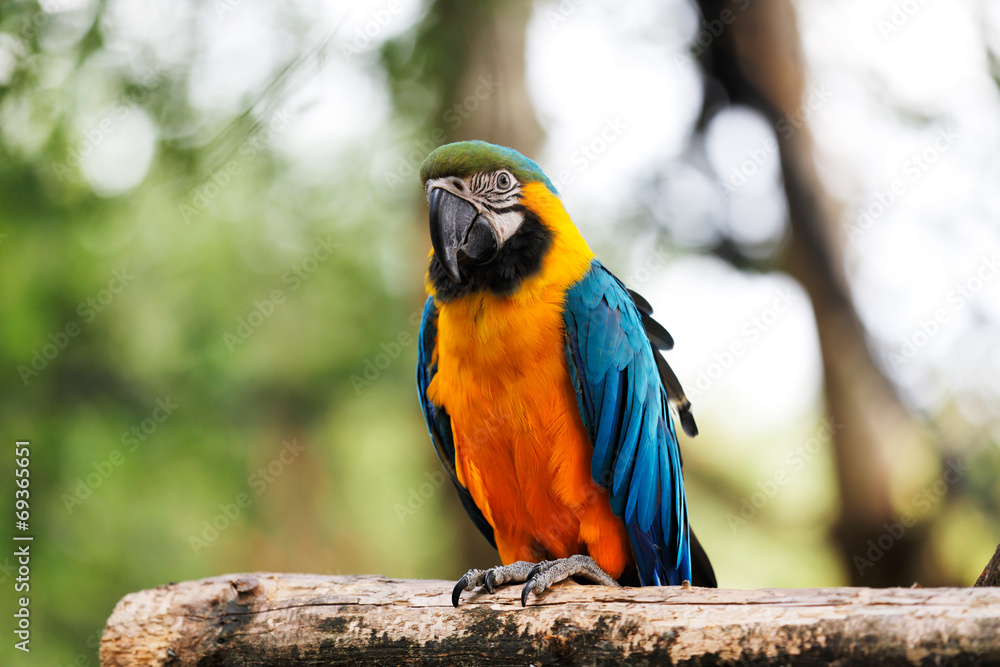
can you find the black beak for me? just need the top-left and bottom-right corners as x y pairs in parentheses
(428, 188), (499, 284)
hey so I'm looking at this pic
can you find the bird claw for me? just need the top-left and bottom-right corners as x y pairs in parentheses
(451, 568), (487, 607)
(451, 561), (537, 607)
(484, 570), (495, 594)
(520, 578), (536, 607)
(452, 574), (472, 608)
(519, 555), (621, 606)
(451, 556), (620, 607)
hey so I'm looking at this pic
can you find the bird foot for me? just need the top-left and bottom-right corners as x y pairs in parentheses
(451, 555), (619, 607)
(520, 555), (620, 606)
(451, 560), (537, 607)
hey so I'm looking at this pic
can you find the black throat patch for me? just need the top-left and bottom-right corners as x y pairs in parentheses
(429, 207), (554, 301)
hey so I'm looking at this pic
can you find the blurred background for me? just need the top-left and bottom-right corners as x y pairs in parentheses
(2, 0), (1000, 662)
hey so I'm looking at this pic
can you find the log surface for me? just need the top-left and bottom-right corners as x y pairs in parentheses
(100, 573), (1000, 666)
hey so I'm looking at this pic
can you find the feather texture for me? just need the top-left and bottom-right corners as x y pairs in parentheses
(417, 297), (497, 548)
(563, 262), (692, 586)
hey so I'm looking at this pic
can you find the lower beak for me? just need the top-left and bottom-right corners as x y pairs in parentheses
(428, 188), (499, 284)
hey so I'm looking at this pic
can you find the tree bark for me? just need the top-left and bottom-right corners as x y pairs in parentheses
(101, 573), (1000, 665)
(976, 541), (1000, 587)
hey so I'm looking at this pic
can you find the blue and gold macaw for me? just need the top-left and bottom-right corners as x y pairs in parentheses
(416, 141), (715, 606)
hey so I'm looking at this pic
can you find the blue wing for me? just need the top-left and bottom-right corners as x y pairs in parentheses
(417, 296), (496, 549)
(563, 261), (691, 586)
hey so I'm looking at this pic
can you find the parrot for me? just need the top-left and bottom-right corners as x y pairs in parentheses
(415, 140), (716, 607)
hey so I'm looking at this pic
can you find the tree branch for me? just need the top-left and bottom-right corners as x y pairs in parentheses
(693, 0), (937, 586)
(100, 573), (1000, 665)
(976, 541), (1000, 587)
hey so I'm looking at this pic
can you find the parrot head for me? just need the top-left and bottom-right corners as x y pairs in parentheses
(420, 141), (573, 299)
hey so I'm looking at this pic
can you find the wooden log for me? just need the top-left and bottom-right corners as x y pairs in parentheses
(100, 573), (1000, 666)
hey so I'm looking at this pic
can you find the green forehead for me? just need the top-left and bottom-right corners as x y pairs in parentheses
(419, 141), (557, 193)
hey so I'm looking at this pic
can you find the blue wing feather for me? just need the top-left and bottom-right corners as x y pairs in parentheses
(563, 261), (691, 586)
(613, 399), (642, 498)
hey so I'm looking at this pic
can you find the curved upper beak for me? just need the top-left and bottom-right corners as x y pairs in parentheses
(428, 188), (499, 284)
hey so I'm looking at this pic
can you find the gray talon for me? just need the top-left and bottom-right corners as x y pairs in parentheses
(452, 568), (486, 607)
(520, 555), (620, 606)
(450, 561), (539, 606)
(451, 576), (468, 607)
(520, 579), (535, 607)
(452, 558), (617, 607)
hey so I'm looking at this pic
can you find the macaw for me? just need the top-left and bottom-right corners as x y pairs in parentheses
(416, 141), (716, 606)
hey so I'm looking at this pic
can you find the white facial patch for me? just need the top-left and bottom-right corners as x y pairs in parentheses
(490, 208), (524, 244)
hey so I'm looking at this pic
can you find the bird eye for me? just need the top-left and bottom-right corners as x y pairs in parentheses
(496, 171), (512, 190)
